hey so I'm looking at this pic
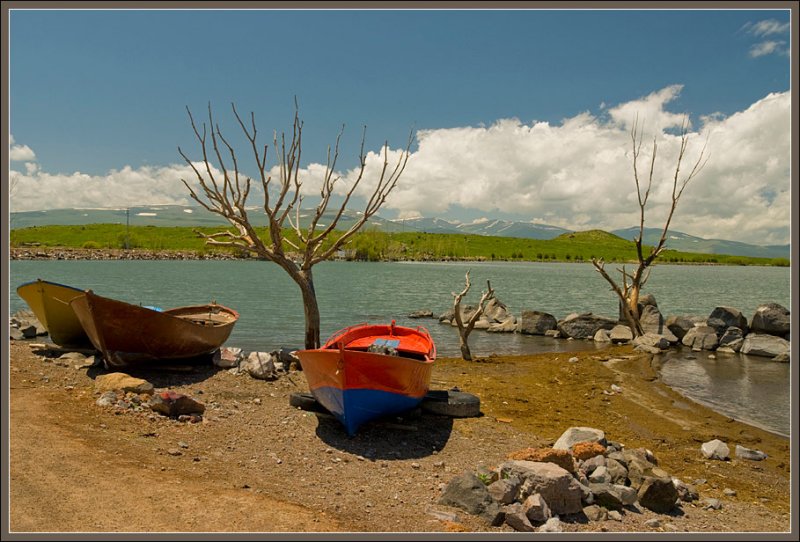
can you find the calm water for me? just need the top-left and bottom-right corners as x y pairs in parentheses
(8, 260), (792, 435)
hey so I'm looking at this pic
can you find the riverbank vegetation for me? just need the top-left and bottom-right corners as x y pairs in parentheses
(9, 224), (789, 267)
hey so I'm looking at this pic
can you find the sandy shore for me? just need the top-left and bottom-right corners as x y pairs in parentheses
(7, 340), (794, 534)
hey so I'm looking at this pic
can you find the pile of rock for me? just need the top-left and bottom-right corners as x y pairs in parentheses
(94, 372), (205, 422)
(212, 346), (301, 380)
(418, 294), (790, 362)
(9, 310), (47, 341)
(436, 426), (750, 532)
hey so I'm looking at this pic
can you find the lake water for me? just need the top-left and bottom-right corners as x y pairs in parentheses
(8, 260), (793, 436)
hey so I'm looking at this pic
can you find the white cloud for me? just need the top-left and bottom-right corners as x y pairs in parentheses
(9, 88), (791, 246)
(745, 19), (790, 37)
(9, 136), (36, 161)
(749, 40), (787, 58)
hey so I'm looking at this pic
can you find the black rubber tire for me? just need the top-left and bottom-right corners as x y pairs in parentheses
(289, 392), (329, 413)
(421, 390), (481, 418)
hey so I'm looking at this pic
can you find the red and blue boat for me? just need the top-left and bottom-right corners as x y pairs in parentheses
(295, 321), (436, 436)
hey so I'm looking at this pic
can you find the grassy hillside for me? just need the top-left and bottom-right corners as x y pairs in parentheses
(10, 224), (789, 267)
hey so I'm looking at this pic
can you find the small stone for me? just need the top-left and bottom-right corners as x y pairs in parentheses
(723, 488), (737, 497)
(607, 510), (623, 522)
(645, 518), (661, 528)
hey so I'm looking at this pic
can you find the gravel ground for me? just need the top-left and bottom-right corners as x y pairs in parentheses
(7, 340), (795, 535)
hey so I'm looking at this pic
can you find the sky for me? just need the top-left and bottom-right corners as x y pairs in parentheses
(7, 7), (794, 245)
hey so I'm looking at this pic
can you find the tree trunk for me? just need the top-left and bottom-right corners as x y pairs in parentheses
(298, 269), (321, 349)
(459, 334), (473, 362)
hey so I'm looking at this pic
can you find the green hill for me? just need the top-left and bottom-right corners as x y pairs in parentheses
(10, 224), (788, 267)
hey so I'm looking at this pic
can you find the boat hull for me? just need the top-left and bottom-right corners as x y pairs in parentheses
(297, 323), (435, 436)
(70, 290), (239, 368)
(16, 279), (91, 348)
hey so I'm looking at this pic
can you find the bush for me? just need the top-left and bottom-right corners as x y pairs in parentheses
(82, 241), (101, 249)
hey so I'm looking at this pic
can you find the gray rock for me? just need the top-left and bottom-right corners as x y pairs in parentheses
(537, 517), (562, 533)
(95, 391), (118, 407)
(213, 347), (243, 368)
(772, 352), (790, 363)
(672, 478), (699, 502)
(633, 332), (670, 350)
(701, 439), (730, 460)
(665, 315), (697, 340)
(523, 493), (552, 524)
(640, 304), (673, 339)
(612, 484), (638, 506)
(241, 351), (278, 380)
(544, 329), (561, 338)
(408, 309), (433, 319)
(487, 318), (518, 333)
(557, 313), (617, 340)
(707, 306), (749, 336)
(487, 476), (521, 505)
(588, 483), (624, 511)
(609, 325), (633, 344)
(735, 444), (768, 461)
(519, 311), (558, 335)
(605, 458), (628, 484)
(750, 303), (790, 336)
(702, 498), (723, 510)
(723, 488), (737, 497)
(718, 327), (745, 352)
(438, 471), (498, 517)
(148, 391), (205, 417)
(576, 481), (594, 505)
(607, 510), (623, 521)
(580, 454), (606, 475)
(740, 333), (790, 358)
(638, 477), (679, 513)
(10, 327), (24, 341)
(553, 426), (606, 450)
(582, 505), (606, 522)
(682, 325), (719, 351)
(594, 329), (611, 342)
(588, 465), (610, 484)
(645, 518), (661, 528)
(503, 503), (535, 532)
(501, 461), (583, 515)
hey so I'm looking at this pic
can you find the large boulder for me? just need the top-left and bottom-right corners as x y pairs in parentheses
(557, 313), (617, 340)
(682, 325), (718, 351)
(553, 427), (606, 450)
(638, 477), (679, 513)
(750, 303), (790, 337)
(740, 333), (790, 358)
(519, 311), (558, 335)
(500, 461), (583, 515)
(707, 307), (749, 337)
(665, 315), (700, 340)
(438, 471), (504, 526)
(483, 297), (514, 324)
(718, 327), (745, 352)
(639, 305), (677, 342)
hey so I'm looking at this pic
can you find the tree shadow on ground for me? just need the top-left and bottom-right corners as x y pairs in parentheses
(313, 409), (455, 460)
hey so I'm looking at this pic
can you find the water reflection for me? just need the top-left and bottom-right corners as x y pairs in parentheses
(659, 347), (790, 437)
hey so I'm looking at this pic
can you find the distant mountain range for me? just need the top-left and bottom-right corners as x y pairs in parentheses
(10, 204), (790, 259)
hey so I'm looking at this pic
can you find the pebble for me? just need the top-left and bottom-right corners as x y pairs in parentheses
(645, 519), (661, 528)
(411, 462), (421, 469)
(723, 488), (737, 497)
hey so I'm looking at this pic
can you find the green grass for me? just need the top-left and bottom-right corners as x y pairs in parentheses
(9, 224), (789, 267)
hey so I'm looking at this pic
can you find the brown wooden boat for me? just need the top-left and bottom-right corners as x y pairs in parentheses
(69, 290), (239, 369)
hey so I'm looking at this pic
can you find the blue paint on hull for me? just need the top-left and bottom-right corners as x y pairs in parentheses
(312, 386), (424, 436)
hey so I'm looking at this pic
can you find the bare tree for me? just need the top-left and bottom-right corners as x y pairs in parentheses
(179, 102), (412, 348)
(452, 270), (495, 361)
(592, 115), (709, 336)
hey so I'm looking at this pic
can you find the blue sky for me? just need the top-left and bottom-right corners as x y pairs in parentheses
(8, 7), (793, 245)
